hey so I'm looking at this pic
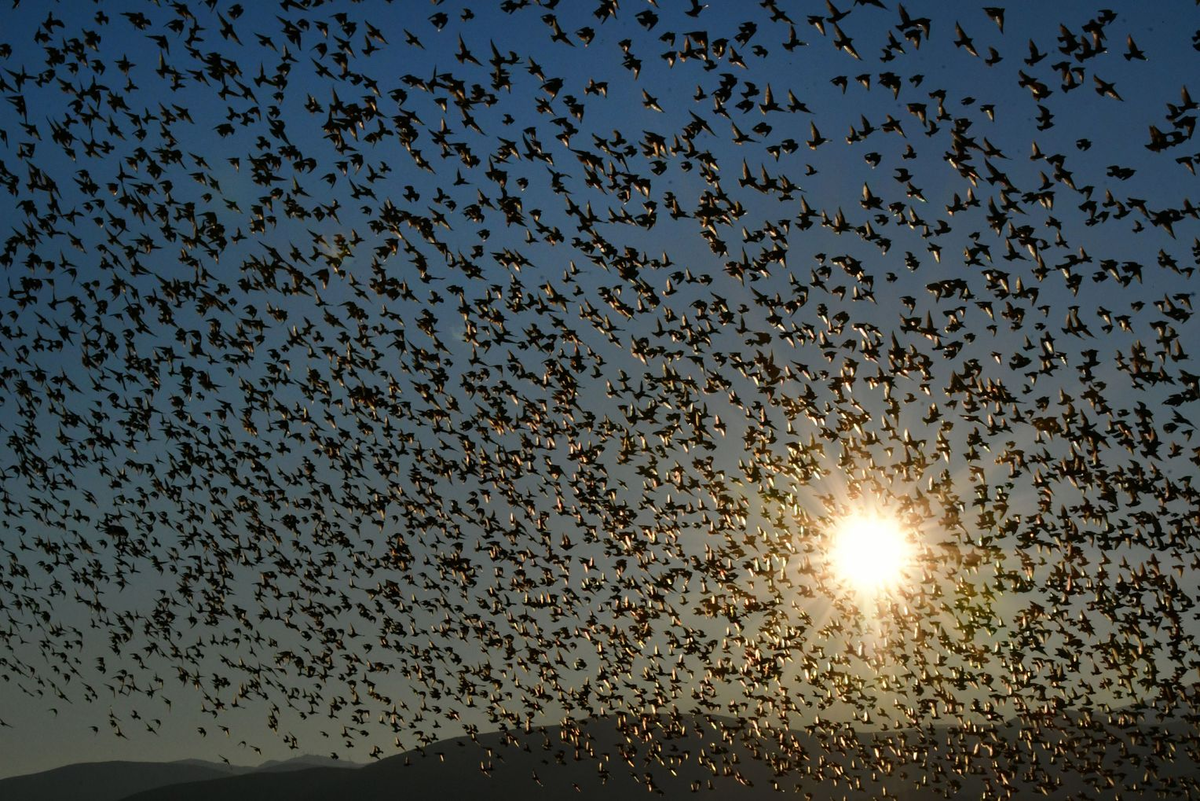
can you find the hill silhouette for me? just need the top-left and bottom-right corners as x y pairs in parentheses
(0, 760), (236, 801)
(113, 714), (1198, 800)
(0, 755), (360, 801)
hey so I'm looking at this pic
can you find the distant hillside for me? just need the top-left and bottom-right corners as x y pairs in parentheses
(0, 755), (361, 801)
(254, 755), (363, 773)
(115, 714), (1200, 800)
(0, 761), (236, 801)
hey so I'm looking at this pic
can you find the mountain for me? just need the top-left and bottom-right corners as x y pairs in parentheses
(254, 755), (362, 773)
(0, 761), (236, 801)
(113, 714), (1200, 800)
(117, 716), (803, 801)
(6, 715), (1195, 801)
(0, 755), (361, 801)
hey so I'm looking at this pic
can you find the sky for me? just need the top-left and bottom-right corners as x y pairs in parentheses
(0, 0), (1198, 786)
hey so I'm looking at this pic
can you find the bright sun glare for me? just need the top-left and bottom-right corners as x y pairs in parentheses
(830, 512), (913, 594)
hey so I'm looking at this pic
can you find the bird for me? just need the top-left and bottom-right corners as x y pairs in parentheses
(1124, 34), (1146, 61)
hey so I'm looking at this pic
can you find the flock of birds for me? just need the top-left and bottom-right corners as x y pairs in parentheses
(0, 0), (1197, 797)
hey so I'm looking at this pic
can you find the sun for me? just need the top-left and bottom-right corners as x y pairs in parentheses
(829, 511), (913, 594)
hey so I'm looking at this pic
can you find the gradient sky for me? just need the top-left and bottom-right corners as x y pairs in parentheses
(1, 0), (1198, 783)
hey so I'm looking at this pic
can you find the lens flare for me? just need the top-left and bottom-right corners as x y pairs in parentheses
(830, 512), (913, 594)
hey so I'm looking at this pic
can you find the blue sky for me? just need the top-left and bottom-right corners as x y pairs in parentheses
(0, 0), (1198, 782)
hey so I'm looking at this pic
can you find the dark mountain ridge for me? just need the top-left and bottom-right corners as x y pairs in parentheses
(0, 754), (361, 801)
(110, 713), (1198, 800)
